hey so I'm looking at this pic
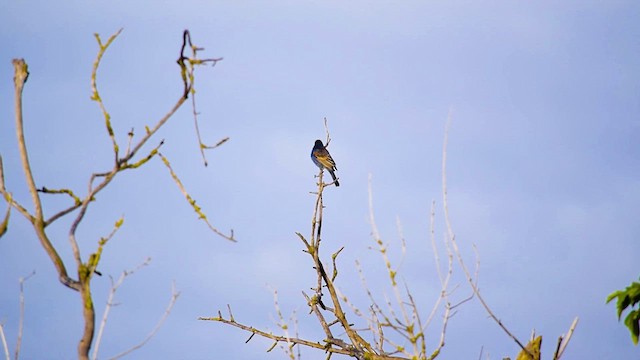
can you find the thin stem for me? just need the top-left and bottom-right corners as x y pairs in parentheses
(15, 271), (35, 360)
(441, 109), (530, 356)
(108, 281), (180, 360)
(92, 258), (151, 360)
(0, 324), (10, 360)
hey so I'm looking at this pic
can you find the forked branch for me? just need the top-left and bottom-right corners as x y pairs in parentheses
(3, 29), (227, 360)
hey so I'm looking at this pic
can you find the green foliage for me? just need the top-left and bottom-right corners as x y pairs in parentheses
(607, 277), (640, 345)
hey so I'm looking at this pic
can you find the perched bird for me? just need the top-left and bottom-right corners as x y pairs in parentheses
(311, 139), (340, 186)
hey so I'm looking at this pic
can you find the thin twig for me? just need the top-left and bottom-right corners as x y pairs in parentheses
(190, 71), (228, 166)
(0, 156), (32, 225)
(158, 153), (235, 241)
(269, 287), (296, 360)
(108, 281), (180, 360)
(441, 109), (530, 355)
(0, 324), (9, 360)
(91, 29), (124, 164)
(367, 176), (415, 353)
(15, 271), (35, 360)
(92, 258), (151, 360)
(179, 29), (226, 166)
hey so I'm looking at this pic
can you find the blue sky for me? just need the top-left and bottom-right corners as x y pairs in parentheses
(1, 1), (639, 359)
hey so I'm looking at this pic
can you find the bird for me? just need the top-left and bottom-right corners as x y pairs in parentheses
(311, 139), (340, 186)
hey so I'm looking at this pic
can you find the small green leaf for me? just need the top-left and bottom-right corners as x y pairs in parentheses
(607, 290), (622, 304)
(609, 278), (640, 345)
(619, 295), (632, 319)
(624, 309), (640, 345)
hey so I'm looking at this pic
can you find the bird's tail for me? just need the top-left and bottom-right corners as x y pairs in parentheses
(328, 170), (340, 187)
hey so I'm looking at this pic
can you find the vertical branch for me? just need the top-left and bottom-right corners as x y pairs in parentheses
(11, 58), (76, 290)
(367, 176), (412, 327)
(15, 271), (35, 360)
(92, 258), (151, 360)
(307, 124), (374, 355)
(91, 29), (123, 163)
(179, 29), (226, 166)
(12, 59), (40, 221)
(77, 278), (95, 360)
(0, 324), (9, 360)
(188, 52), (226, 166)
(269, 287), (296, 360)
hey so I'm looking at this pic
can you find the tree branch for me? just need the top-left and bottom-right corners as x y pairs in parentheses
(15, 271), (35, 360)
(108, 281), (180, 360)
(0, 324), (9, 360)
(11, 58), (77, 290)
(441, 110), (530, 356)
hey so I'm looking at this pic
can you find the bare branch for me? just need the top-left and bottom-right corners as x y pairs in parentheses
(206, 121), (423, 360)
(120, 140), (164, 170)
(0, 323), (9, 360)
(189, 56), (228, 166)
(45, 203), (81, 227)
(269, 287), (297, 360)
(441, 109), (530, 355)
(178, 29), (226, 166)
(91, 28), (124, 164)
(5, 29), (225, 360)
(37, 187), (81, 206)
(0, 185), (32, 226)
(92, 258), (152, 360)
(367, 177), (432, 357)
(12, 58), (76, 290)
(199, 307), (353, 357)
(302, 291), (335, 341)
(108, 281), (180, 360)
(177, 30), (223, 98)
(12, 59), (39, 221)
(323, 117), (332, 147)
(15, 271), (35, 360)
(553, 317), (579, 360)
